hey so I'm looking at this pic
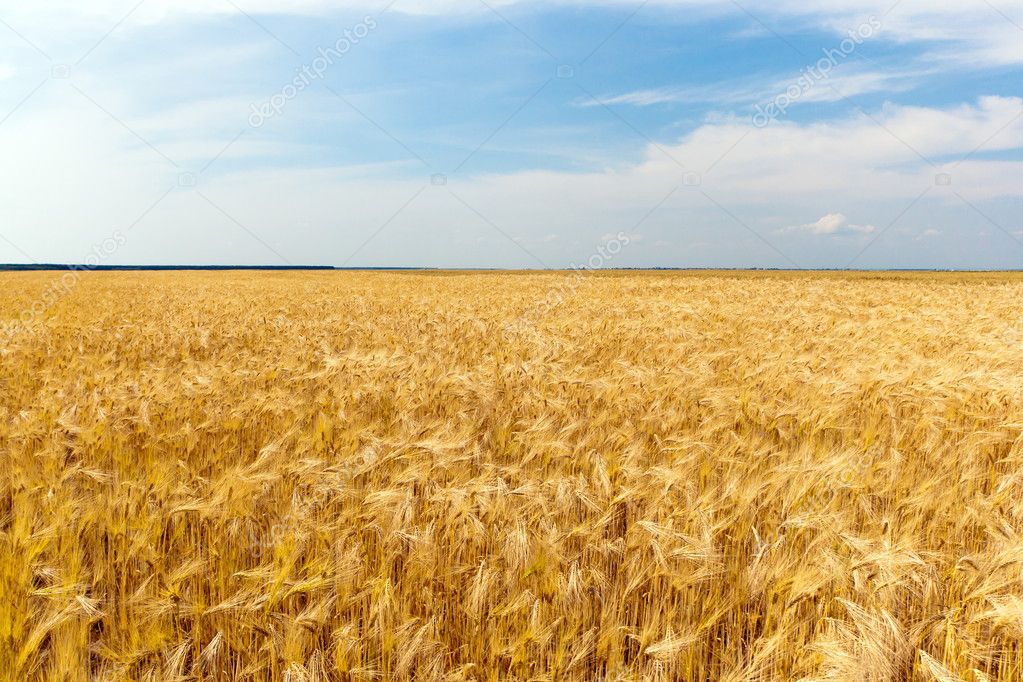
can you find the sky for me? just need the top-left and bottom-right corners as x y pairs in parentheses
(1, 0), (1022, 269)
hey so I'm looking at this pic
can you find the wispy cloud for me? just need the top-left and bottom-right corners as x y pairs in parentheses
(580, 66), (930, 111)
(787, 69), (921, 103)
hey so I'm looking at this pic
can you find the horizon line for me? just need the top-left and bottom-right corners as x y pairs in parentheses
(2, 264), (1022, 273)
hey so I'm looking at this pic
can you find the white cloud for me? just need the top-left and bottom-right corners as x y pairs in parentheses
(619, 96), (1023, 206)
(799, 213), (847, 234)
(0, 64), (13, 80)
(780, 213), (876, 235)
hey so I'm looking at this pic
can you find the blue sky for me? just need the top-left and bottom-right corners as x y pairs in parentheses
(1, 0), (1022, 268)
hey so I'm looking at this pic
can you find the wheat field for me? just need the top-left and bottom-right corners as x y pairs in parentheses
(2, 270), (1023, 681)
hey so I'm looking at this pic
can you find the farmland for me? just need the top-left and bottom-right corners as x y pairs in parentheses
(2, 270), (1023, 680)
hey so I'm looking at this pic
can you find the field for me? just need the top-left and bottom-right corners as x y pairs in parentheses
(3, 270), (1023, 681)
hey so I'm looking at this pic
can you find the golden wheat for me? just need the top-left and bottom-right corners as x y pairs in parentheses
(3, 270), (1023, 681)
